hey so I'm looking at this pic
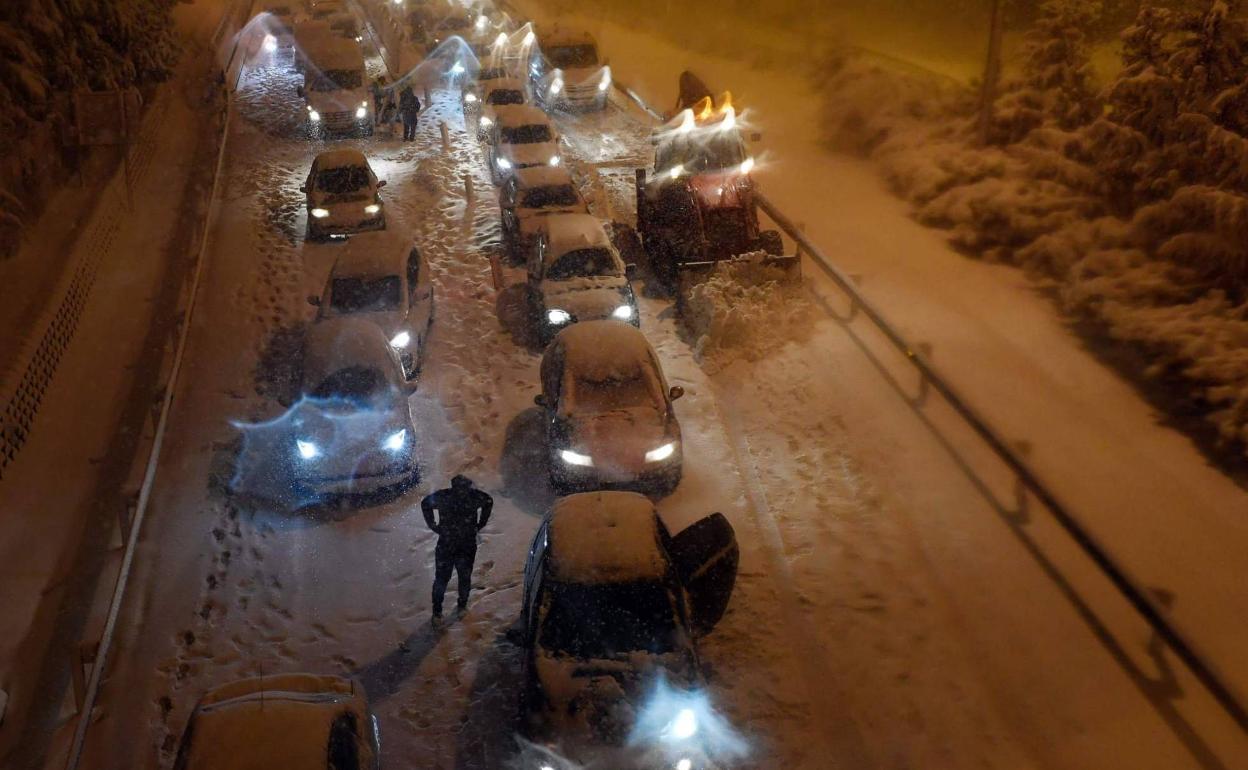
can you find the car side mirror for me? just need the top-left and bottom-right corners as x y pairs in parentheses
(534, 393), (548, 408)
(306, 295), (321, 306)
(299, 184), (307, 193)
(625, 263), (638, 280)
(377, 179), (387, 188)
(669, 385), (684, 401)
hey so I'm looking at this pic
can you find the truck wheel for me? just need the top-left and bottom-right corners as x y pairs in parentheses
(758, 229), (784, 256)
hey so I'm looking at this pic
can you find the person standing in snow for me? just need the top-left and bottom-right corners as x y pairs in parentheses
(370, 76), (387, 122)
(421, 475), (492, 617)
(399, 85), (422, 142)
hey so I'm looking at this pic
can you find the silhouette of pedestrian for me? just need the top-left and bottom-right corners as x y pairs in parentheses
(421, 475), (492, 616)
(399, 85), (422, 141)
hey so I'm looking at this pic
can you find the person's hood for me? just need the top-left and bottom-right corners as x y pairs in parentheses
(541, 277), (631, 322)
(501, 141), (560, 167)
(566, 406), (670, 479)
(305, 87), (369, 114)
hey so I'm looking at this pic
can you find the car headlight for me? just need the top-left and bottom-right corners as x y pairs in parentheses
(308, 109), (321, 122)
(559, 449), (593, 467)
(598, 78), (610, 92)
(296, 439), (320, 460)
(365, 203), (381, 214)
(389, 330), (410, 348)
(464, 92), (478, 103)
(355, 105), (367, 119)
(497, 157), (512, 170)
(675, 760), (692, 770)
(451, 60), (465, 75)
(740, 156), (755, 175)
(263, 34), (277, 52)
(310, 207), (329, 218)
(645, 441), (677, 463)
(479, 116), (493, 128)
(549, 77), (563, 95)
(382, 429), (407, 452)
(668, 708), (698, 739)
(612, 304), (633, 320)
(548, 155), (561, 167)
(546, 308), (570, 325)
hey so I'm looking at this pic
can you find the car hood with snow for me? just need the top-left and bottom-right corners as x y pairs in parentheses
(541, 275), (633, 323)
(500, 140), (561, 169)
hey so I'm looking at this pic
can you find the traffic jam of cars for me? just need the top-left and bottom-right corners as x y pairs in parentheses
(205, 0), (776, 766)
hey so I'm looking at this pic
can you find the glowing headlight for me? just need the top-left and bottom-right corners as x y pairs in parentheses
(546, 308), (570, 324)
(598, 78), (610, 92)
(365, 203), (381, 214)
(475, 14), (488, 30)
(308, 109), (321, 122)
(548, 155), (560, 167)
(263, 34), (277, 52)
(296, 439), (320, 460)
(612, 304), (633, 320)
(559, 449), (593, 467)
(451, 61), (465, 75)
(310, 208), (329, 218)
(464, 92), (478, 103)
(645, 441), (677, 462)
(355, 105), (367, 119)
(479, 116), (493, 128)
(676, 760), (692, 770)
(668, 164), (684, 180)
(355, 35), (362, 42)
(382, 429), (407, 452)
(669, 708), (698, 739)
(494, 32), (508, 46)
(549, 78), (563, 95)
(496, 157), (512, 170)
(740, 156), (755, 175)
(389, 330), (410, 348)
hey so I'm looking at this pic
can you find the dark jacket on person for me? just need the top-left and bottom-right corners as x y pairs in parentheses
(421, 479), (492, 552)
(399, 89), (422, 120)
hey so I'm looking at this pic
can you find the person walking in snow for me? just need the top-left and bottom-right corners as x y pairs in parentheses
(370, 75), (387, 122)
(421, 475), (493, 617)
(399, 85), (422, 141)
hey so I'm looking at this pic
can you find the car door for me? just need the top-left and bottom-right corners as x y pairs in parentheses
(667, 513), (738, 637)
(405, 246), (433, 344)
(521, 519), (549, 636)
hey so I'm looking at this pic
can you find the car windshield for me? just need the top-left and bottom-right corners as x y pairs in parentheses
(329, 276), (401, 313)
(311, 366), (386, 401)
(540, 581), (679, 658)
(316, 166), (370, 194)
(548, 44), (599, 68)
(521, 185), (579, 209)
(568, 370), (661, 414)
(501, 124), (552, 144)
(487, 89), (525, 105)
(479, 67), (507, 81)
(310, 68), (362, 91)
(546, 247), (619, 281)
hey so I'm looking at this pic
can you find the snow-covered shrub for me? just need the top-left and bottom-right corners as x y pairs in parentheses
(682, 255), (810, 369)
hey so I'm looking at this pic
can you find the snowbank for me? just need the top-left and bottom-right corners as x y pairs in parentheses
(682, 255), (810, 371)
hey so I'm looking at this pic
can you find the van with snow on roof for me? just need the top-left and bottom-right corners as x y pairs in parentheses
(484, 104), (563, 184)
(518, 491), (738, 763)
(531, 27), (611, 112)
(172, 673), (380, 769)
(537, 321), (683, 494)
(297, 34), (372, 135)
(308, 230), (433, 381)
(528, 213), (638, 344)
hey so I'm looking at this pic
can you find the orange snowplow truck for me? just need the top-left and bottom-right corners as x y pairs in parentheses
(636, 78), (799, 293)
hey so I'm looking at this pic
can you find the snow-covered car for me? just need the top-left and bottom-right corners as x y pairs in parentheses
(536, 320), (682, 493)
(291, 318), (418, 497)
(500, 166), (588, 259)
(310, 230), (433, 380)
(475, 77), (528, 140)
(528, 213), (639, 344)
(301, 149), (386, 240)
(518, 491), (738, 760)
(172, 674), (380, 769)
(461, 64), (508, 115)
(292, 19), (335, 71)
(530, 27), (610, 111)
(297, 35), (371, 135)
(485, 104), (563, 184)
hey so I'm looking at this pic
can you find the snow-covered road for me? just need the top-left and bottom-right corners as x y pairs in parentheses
(67, 3), (1248, 769)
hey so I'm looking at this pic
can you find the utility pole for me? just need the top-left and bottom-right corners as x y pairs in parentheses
(977, 0), (1005, 146)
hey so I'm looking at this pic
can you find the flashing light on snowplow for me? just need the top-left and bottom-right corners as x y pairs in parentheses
(678, 109), (695, 133)
(668, 164), (685, 180)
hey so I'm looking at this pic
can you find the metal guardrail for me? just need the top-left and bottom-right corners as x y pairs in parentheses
(755, 192), (1248, 733)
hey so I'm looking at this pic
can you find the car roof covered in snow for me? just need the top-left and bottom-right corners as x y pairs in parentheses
(492, 104), (553, 128)
(185, 674), (366, 770)
(548, 491), (668, 583)
(303, 317), (401, 387)
(552, 320), (656, 381)
(314, 148), (370, 170)
(542, 213), (611, 262)
(539, 26), (598, 47)
(514, 166), (575, 190)
(326, 230), (413, 280)
(306, 34), (362, 68)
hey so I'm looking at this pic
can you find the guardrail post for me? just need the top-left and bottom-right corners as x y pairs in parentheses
(423, 85), (432, 105)
(464, 173), (473, 202)
(440, 121), (450, 150)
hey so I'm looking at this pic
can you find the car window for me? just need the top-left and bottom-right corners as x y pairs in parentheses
(487, 89), (524, 105)
(327, 711), (361, 770)
(547, 44), (599, 68)
(310, 68), (363, 91)
(479, 67), (507, 81)
(568, 371), (663, 414)
(539, 581), (679, 657)
(546, 247), (620, 281)
(521, 184), (579, 209)
(316, 166), (371, 193)
(329, 276), (401, 313)
(312, 366), (386, 401)
(500, 124), (552, 144)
